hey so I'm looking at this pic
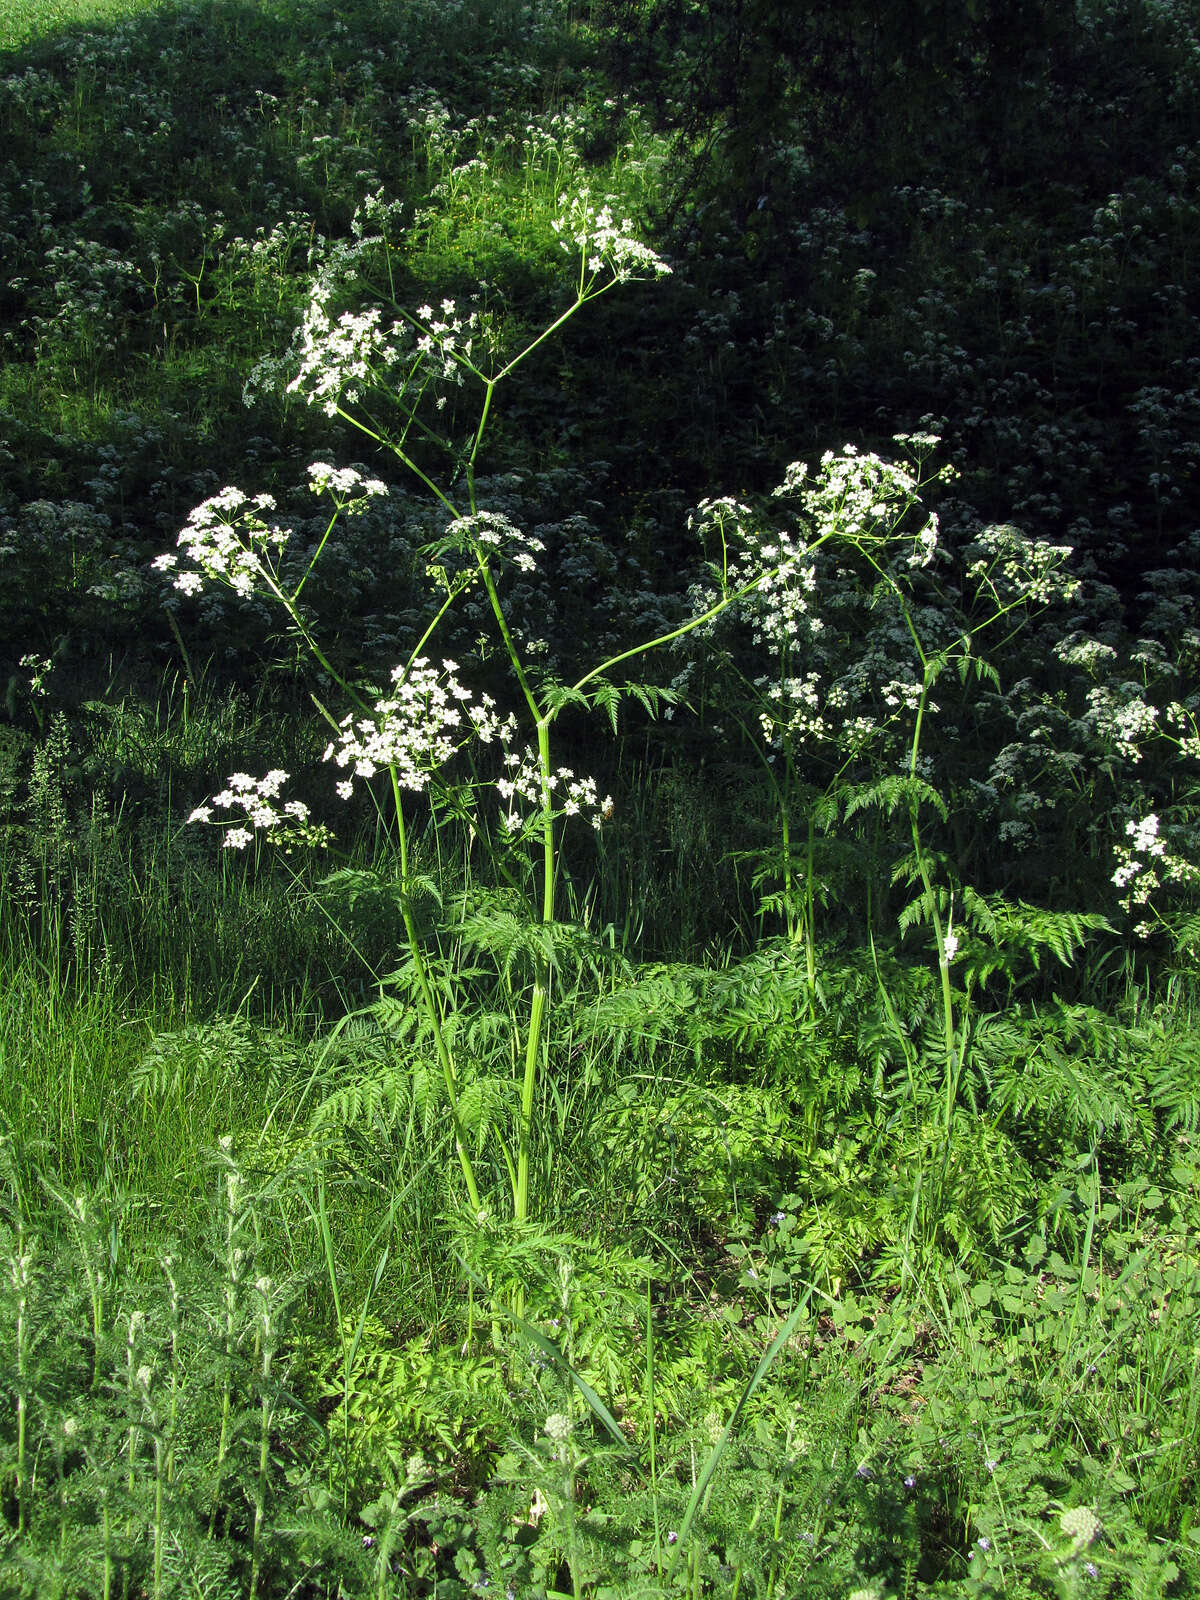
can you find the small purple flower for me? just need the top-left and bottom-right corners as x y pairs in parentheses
(856, 1463), (873, 1480)
(667, 1530), (678, 1545)
(984, 1457), (998, 1473)
(904, 1475), (917, 1489)
(977, 1537), (991, 1552)
(1085, 1563), (1099, 1580)
(770, 1211), (786, 1226)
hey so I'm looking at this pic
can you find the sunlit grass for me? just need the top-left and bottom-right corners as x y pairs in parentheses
(0, 0), (164, 50)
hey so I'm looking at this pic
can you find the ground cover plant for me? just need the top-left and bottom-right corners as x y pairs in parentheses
(2, 0), (1200, 1594)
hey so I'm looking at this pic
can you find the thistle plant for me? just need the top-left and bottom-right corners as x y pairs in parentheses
(156, 182), (770, 1244)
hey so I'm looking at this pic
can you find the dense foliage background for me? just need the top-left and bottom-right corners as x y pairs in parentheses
(1, 2), (1199, 1596)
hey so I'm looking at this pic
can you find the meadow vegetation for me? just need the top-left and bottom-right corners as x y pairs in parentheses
(1, 1), (1199, 1594)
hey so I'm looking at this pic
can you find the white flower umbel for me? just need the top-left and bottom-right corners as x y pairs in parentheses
(1111, 810), (1200, 931)
(773, 444), (936, 555)
(495, 747), (613, 839)
(444, 510), (546, 574)
(306, 461), (388, 503)
(155, 470), (388, 604)
(551, 188), (672, 285)
(187, 769), (322, 849)
(285, 284), (411, 416)
(280, 278), (482, 419)
(966, 523), (1079, 608)
(688, 496), (820, 649)
(325, 657), (509, 798)
(153, 487), (286, 600)
(1085, 684), (1159, 762)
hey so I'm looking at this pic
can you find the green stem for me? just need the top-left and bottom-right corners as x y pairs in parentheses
(392, 774), (482, 1214)
(250, 1339), (273, 1600)
(906, 665), (958, 1126)
(152, 1436), (164, 1600)
(514, 719), (556, 1229)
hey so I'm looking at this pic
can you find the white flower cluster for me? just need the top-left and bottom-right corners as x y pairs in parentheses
(155, 469), (389, 599)
(1111, 811), (1200, 933)
(1164, 700), (1200, 761)
(411, 297), (479, 383)
(757, 673), (826, 746)
(1053, 634), (1117, 673)
(774, 445), (939, 563)
(689, 496), (821, 651)
(881, 677), (932, 714)
(306, 461), (388, 502)
(188, 769), (314, 850)
(152, 486), (285, 599)
(1112, 812), (1164, 897)
(281, 278), (483, 417)
(1085, 684), (1159, 761)
(495, 748), (613, 837)
(446, 511), (545, 573)
(286, 288), (408, 416)
(324, 658), (509, 798)
(966, 524), (1079, 606)
(551, 189), (672, 282)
